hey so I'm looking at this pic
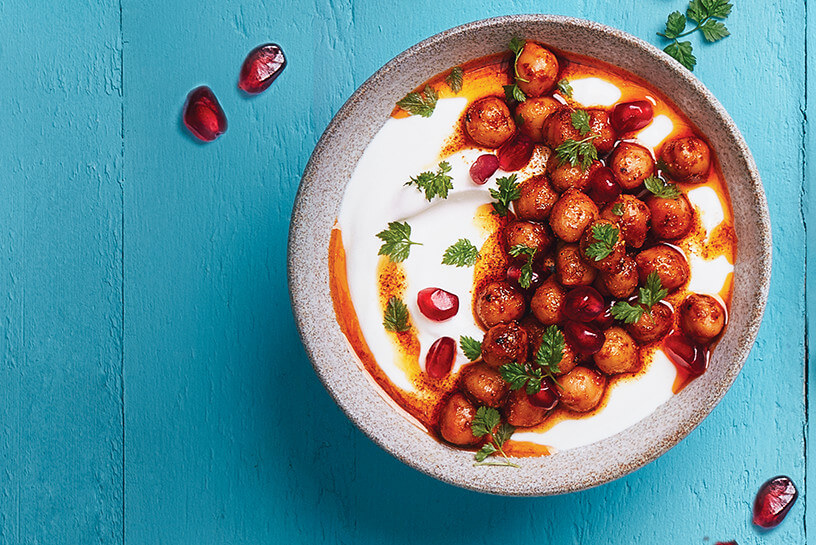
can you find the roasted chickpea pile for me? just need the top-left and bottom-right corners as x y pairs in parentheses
(438, 39), (729, 450)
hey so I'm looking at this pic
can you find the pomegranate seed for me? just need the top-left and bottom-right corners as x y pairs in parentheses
(587, 167), (621, 204)
(528, 377), (559, 409)
(591, 301), (615, 330)
(470, 154), (500, 185)
(497, 133), (534, 171)
(417, 287), (459, 321)
(183, 86), (228, 142)
(506, 264), (542, 290)
(610, 100), (654, 133)
(563, 286), (605, 322)
(564, 320), (605, 355)
(426, 337), (456, 378)
(753, 476), (798, 529)
(238, 43), (287, 94)
(663, 333), (707, 377)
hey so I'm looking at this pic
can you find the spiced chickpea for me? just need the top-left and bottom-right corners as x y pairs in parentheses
(646, 193), (694, 240)
(587, 108), (617, 155)
(599, 256), (639, 299)
(635, 244), (690, 291)
(505, 220), (553, 258)
(530, 275), (566, 325)
(461, 363), (510, 408)
(594, 327), (639, 374)
(579, 219), (626, 273)
(600, 195), (651, 248)
(626, 301), (673, 344)
(481, 321), (529, 368)
(515, 97), (560, 142)
(475, 281), (527, 329)
(680, 293), (726, 344)
(549, 189), (599, 243)
(543, 108), (581, 150)
(558, 367), (607, 413)
(547, 154), (601, 193)
(556, 244), (598, 287)
(464, 96), (516, 148)
(504, 388), (549, 427)
(515, 42), (560, 98)
(438, 393), (481, 446)
(660, 135), (711, 182)
(514, 175), (559, 221)
(608, 142), (655, 190)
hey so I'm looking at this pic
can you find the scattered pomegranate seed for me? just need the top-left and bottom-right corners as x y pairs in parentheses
(591, 301), (615, 330)
(497, 133), (534, 171)
(663, 333), (708, 377)
(564, 320), (605, 355)
(753, 476), (798, 529)
(563, 286), (605, 322)
(528, 377), (559, 409)
(426, 337), (457, 378)
(587, 167), (621, 204)
(417, 288), (459, 321)
(470, 154), (500, 185)
(183, 86), (228, 142)
(506, 264), (542, 291)
(238, 43), (287, 94)
(610, 100), (654, 133)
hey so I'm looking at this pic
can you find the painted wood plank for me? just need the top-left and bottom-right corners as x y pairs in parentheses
(0, 1), (124, 543)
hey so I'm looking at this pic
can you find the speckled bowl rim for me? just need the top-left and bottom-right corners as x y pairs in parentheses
(288, 15), (771, 496)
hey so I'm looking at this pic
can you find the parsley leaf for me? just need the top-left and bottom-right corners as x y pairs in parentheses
(460, 336), (482, 361)
(489, 174), (521, 216)
(700, 19), (730, 42)
(445, 67), (464, 93)
(376, 221), (421, 262)
(555, 136), (599, 171)
(645, 175), (682, 199)
(471, 406), (519, 467)
(500, 362), (543, 394)
(585, 223), (620, 261)
(405, 161), (453, 201)
(396, 85), (438, 117)
(657, 0), (732, 71)
(535, 325), (565, 377)
(639, 271), (668, 309)
(508, 36), (525, 55)
(611, 203), (624, 216)
(664, 41), (697, 71)
(503, 83), (527, 103)
(471, 406), (501, 437)
(475, 443), (497, 462)
(383, 296), (410, 332)
(442, 238), (480, 267)
(509, 244), (537, 288)
(663, 11), (687, 39)
(571, 110), (592, 135)
(611, 301), (645, 324)
(557, 78), (573, 97)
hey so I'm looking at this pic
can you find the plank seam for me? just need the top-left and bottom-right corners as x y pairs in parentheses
(118, 0), (126, 542)
(804, 0), (810, 540)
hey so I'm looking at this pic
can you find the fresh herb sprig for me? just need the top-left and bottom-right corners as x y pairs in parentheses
(657, 0), (732, 71)
(509, 244), (537, 288)
(571, 110), (592, 135)
(557, 78), (573, 98)
(504, 37), (527, 102)
(405, 161), (454, 201)
(500, 326), (565, 393)
(376, 221), (421, 262)
(383, 296), (410, 332)
(396, 85), (438, 117)
(611, 272), (669, 324)
(489, 174), (521, 216)
(585, 223), (620, 261)
(556, 136), (598, 171)
(445, 67), (463, 93)
(460, 336), (482, 361)
(611, 203), (625, 216)
(442, 239), (480, 267)
(472, 407), (519, 467)
(645, 176), (682, 199)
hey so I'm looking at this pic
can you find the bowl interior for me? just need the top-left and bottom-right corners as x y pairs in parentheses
(288, 15), (771, 495)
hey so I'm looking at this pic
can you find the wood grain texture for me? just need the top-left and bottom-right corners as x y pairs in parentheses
(0, 0), (808, 542)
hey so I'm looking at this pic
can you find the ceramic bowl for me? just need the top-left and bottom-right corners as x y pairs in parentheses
(288, 15), (771, 495)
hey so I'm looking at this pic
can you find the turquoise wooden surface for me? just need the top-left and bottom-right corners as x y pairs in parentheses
(0, 0), (808, 543)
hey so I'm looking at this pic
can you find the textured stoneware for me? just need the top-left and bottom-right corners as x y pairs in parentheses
(288, 15), (771, 495)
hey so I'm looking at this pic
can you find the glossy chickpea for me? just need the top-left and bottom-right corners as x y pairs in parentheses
(481, 321), (529, 368)
(461, 363), (510, 408)
(600, 195), (651, 248)
(438, 393), (482, 446)
(505, 220), (553, 258)
(556, 244), (597, 287)
(626, 301), (673, 344)
(475, 281), (527, 329)
(608, 142), (655, 190)
(594, 326), (639, 374)
(547, 154), (601, 193)
(579, 219), (626, 273)
(635, 245), (690, 292)
(515, 42), (560, 98)
(587, 108), (617, 155)
(679, 293), (726, 344)
(543, 108), (581, 150)
(515, 97), (560, 142)
(464, 96), (516, 148)
(646, 193), (694, 240)
(549, 189), (599, 243)
(660, 135), (711, 182)
(599, 256), (639, 299)
(558, 366), (607, 413)
(504, 388), (549, 427)
(514, 175), (559, 221)
(530, 275), (566, 325)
